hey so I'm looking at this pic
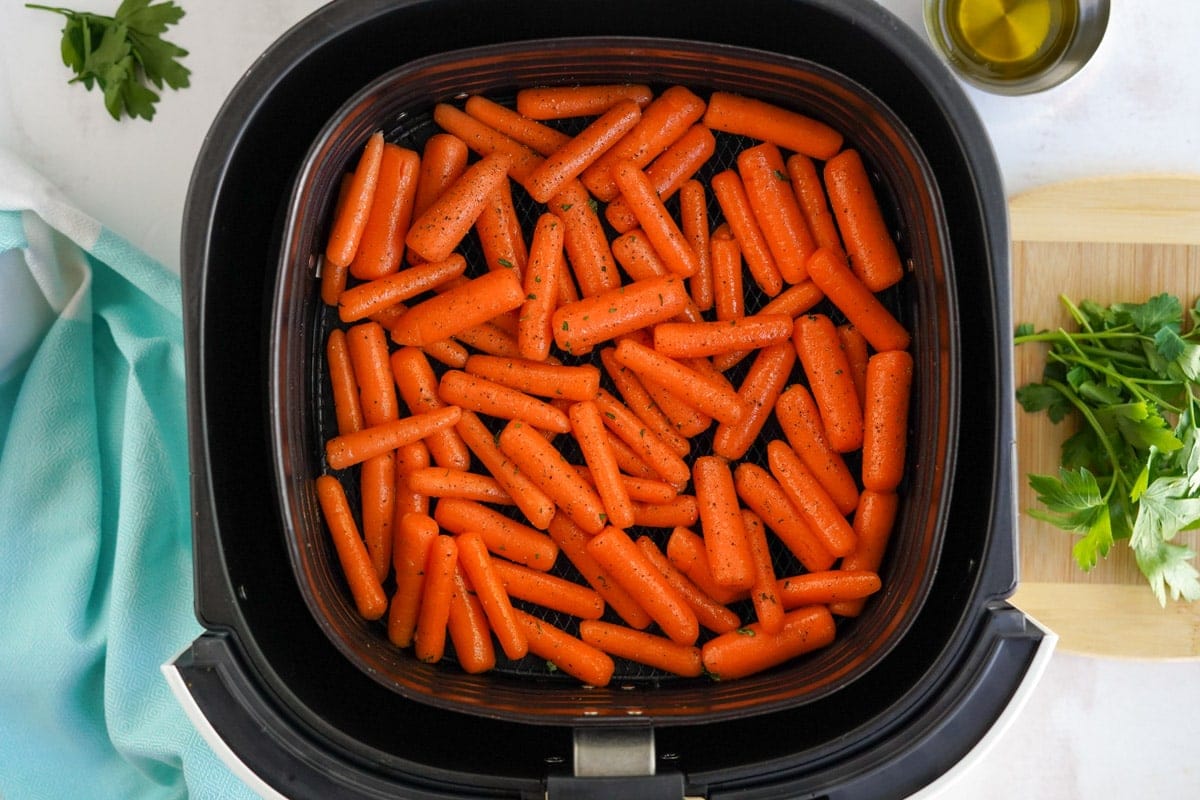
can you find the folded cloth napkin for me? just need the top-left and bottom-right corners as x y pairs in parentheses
(0, 147), (260, 800)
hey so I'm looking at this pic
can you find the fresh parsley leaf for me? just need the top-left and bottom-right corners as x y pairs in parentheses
(28, 1), (189, 121)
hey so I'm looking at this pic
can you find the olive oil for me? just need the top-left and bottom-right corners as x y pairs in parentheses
(929, 0), (1080, 85)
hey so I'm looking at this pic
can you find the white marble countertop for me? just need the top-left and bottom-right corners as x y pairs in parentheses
(2, 1), (1198, 798)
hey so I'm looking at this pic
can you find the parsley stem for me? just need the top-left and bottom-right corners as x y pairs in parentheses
(1044, 376), (1126, 502)
(1044, 349), (1184, 414)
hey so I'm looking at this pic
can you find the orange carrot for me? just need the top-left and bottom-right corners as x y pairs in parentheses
(829, 490), (899, 617)
(325, 406), (462, 471)
(350, 143), (421, 280)
(732, 462), (836, 573)
(861, 349), (913, 493)
(551, 276), (690, 356)
(550, 179), (620, 297)
(514, 609), (615, 687)
(712, 342), (796, 460)
(598, 347), (690, 457)
(555, 250), (582, 305)
(361, 452), (395, 581)
(605, 430), (660, 480)
(405, 152), (513, 263)
(641, 376), (712, 440)
(345, 321), (400, 427)
(390, 346), (471, 470)
(692, 455), (755, 591)
(315, 474), (388, 620)
(433, 497), (559, 571)
(710, 169), (782, 296)
(527, 99), (643, 203)
(635, 536), (741, 635)
(631, 495), (699, 529)
(404, 467), (513, 505)
(711, 281), (825, 372)
(387, 511), (439, 647)
(838, 323), (870, 412)
(447, 565), (496, 674)
(605, 124), (716, 233)
(412, 133), (469, 222)
(652, 314), (794, 358)
(518, 212), (564, 362)
(451, 320), (523, 358)
(665, 527), (747, 606)
(579, 619), (703, 678)
(422, 338), (471, 369)
(517, 83), (653, 120)
(464, 93), (571, 155)
(491, 559), (605, 621)
(710, 226), (744, 322)
(463, 355), (600, 402)
(742, 509), (784, 635)
(431, 103), (544, 189)
(390, 269), (526, 347)
(594, 389), (691, 489)
(586, 526), (700, 646)
(679, 178), (713, 311)
(805, 247), (910, 353)
(824, 149), (904, 292)
(610, 159), (700, 278)
(326, 329), (363, 435)
(701, 605), (837, 681)
(454, 410), (556, 529)
(776, 570), (882, 610)
(455, 530), (528, 660)
(325, 130), (384, 268)
(737, 142), (815, 284)
(786, 153), (843, 256)
(546, 513), (652, 629)
(338, 254), (469, 323)
(392, 441), (431, 519)
(608, 230), (705, 324)
(474, 179), (528, 279)
(774, 384), (859, 516)
(766, 439), (856, 558)
(572, 467), (677, 504)
(320, 175), (353, 303)
(568, 400), (636, 531)
(498, 419), (608, 534)
(414, 534), (458, 663)
(439, 369), (571, 433)
(703, 92), (843, 160)
(794, 313), (864, 453)
(612, 338), (748, 426)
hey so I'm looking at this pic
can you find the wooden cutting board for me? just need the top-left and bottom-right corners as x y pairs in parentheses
(1008, 176), (1200, 660)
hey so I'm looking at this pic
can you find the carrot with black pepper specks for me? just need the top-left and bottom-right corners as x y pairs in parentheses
(464, 355), (601, 401)
(767, 439), (857, 558)
(527, 99), (643, 204)
(732, 462), (836, 573)
(794, 313), (863, 453)
(829, 491), (899, 617)
(447, 565), (496, 674)
(635, 536), (740, 635)
(387, 511), (439, 647)
(776, 570), (882, 610)
(326, 329), (363, 436)
(515, 609), (615, 687)
(861, 349), (913, 493)
(547, 513), (652, 629)
(701, 605), (837, 681)
(774, 384), (859, 516)
(712, 342), (795, 461)
(325, 406), (462, 471)
(518, 213), (565, 362)
(325, 130), (384, 268)
(455, 531), (529, 660)
(433, 497), (559, 570)
(737, 142), (816, 284)
(454, 410), (556, 529)
(315, 474), (388, 621)
(703, 92), (843, 160)
(824, 148), (904, 292)
(390, 346), (471, 470)
(552, 276), (690, 355)
(414, 534), (458, 663)
(517, 83), (653, 120)
(693, 456), (755, 591)
(338, 254), (469, 323)
(580, 619), (703, 678)
(711, 169), (782, 297)
(350, 143), (421, 281)
(391, 269), (526, 347)
(499, 419), (609, 534)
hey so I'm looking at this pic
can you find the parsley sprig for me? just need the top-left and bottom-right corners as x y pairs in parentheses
(27, 0), (190, 121)
(1016, 293), (1200, 605)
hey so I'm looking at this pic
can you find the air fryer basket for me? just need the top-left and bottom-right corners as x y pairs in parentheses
(271, 38), (954, 723)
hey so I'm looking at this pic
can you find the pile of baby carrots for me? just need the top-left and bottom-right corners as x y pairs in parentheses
(313, 82), (914, 687)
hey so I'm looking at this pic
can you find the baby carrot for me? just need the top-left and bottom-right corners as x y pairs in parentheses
(451, 320), (523, 359)
(776, 570), (882, 610)
(786, 153), (843, 256)
(455, 531), (528, 660)
(392, 441), (431, 519)
(767, 439), (856, 558)
(433, 497), (559, 571)
(579, 619), (703, 678)
(594, 389), (692, 489)
(338, 253), (469, 323)
(390, 347), (471, 470)
(325, 406), (462, 471)
(412, 133), (469, 222)
(712, 342), (796, 461)
(641, 377), (712, 440)
(464, 93), (571, 155)
(546, 512), (652, 629)
(431, 103), (544, 188)
(390, 268), (526, 347)
(454, 410), (556, 528)
(422, 338), (470, 369)
(325, 329), (363, 435)
(710, 226), (745, 322)
(742, 509), (784, 635)
(447, 565), (496, 674)
(732, 462), (836, 573)
(315, 474), (388, 621)
(861, 349), (914, 493)
(599, 347), (690, 457)
(737, 142), (816, 284)
(665, 527), (747, 606)
(569, 400), (636, 531)
(325, 130), (384, 268)
(414, 534), (458, 663)
(605, 124), (716, 233)
(514, 609), (615, 687)
(572, 467), (677, 504)
(652, 314), (794, 358)
(701, 605), (837, 681)
(679, 178), (713, 311)
(711, 169), (782, 297)
(609, 231), (705, 324)
(499, 419), (608, 534)
(838, 323), (870, 412)
(551, 276), (690, 355)
(517, 83), (654, 120)
(805, 247), (911, 354)
(774, 384), (859, 516)
(829, 490), (899, 617)
(703, 92), (843, 160)
(613, 338), (748, 426)
(610, 159), (700, 278)
(463, 355), (600, 401)
(350, 143), (421, 281)
(794, 313), (864, 453)
(518, 213), (564, 362)
(387, 511), (439, 647)
(320, 175), (353, 303)
(345, 321), (399, 427)
(404, 467), (513, 505)
(711, 281), (825, 372)
(527, 98), (643, 204)
(693, 456), (755, 591)
(605, 430), (660, 481)
(586, 526), (700, 646)
(361, 452), (395, 581)
(631, 495), (699, 529)
(491, 559), (605, 621)
(635, 536), (741, 635)
(405, 151), (513, 263)
(550, 179), (620, 298)
(824, 148), (904, 292)
(474, 179), (528, 279)
(439, 369), (571, 433)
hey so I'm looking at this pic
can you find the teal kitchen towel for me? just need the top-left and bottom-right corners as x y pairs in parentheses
(0, 147), (261, 800)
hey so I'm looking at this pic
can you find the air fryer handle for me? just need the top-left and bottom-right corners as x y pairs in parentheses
(546, 773), (688, 800)
(546, 727), (688, 800)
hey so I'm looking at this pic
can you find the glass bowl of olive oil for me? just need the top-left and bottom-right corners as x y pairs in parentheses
(924, 0), (1109, 94)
